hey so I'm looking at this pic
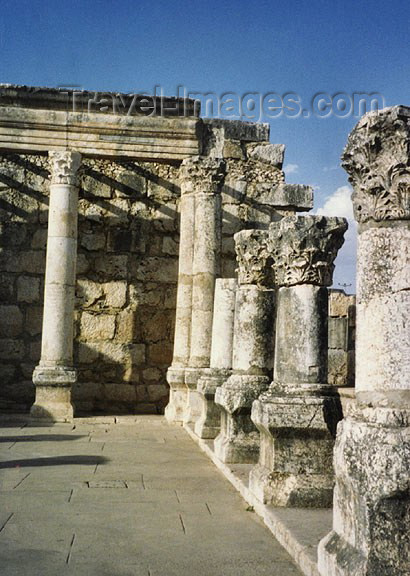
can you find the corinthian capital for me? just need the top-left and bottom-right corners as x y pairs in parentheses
(49, 151), (82, 186)
(179, 156), (226, 195)
(268, 215), (347, 287)
(234, 229), (273, 287)
(342, 106), (410, 224)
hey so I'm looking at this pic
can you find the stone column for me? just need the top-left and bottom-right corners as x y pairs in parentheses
(165, 158), (196, 423)
(166, 156), (225, 424)
(319, 107), (410, 576)
(214, 230), (275, 463)
(195, 278), (237, 439)
(31, 151), (81, 422)
(183, 157), (225, 424)
(250, 215), (347, 507)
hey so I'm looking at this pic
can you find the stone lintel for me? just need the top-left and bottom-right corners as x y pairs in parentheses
(203, 118), (270, 142)
(0, 84), (199, 117)
(0, 105), (200, 161)
(253, 183), (313, 211)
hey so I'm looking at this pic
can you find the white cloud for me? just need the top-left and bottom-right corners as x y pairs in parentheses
(316, 185), (354, 221)
(284, 163), (299, 175)
(315, 185), (357, 292)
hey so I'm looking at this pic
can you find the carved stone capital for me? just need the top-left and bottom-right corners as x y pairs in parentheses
(179, 155), (226, 195)
(342, 105), (410, 224)
(49, 151), (82, 186)
(234, 229), (273, 287)
(268, 215), (347, 287)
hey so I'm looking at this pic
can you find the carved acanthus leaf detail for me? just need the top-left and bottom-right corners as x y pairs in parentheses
(49, 151), (82, 186)
(268, 215), (347, 287)
(234, 229), (273, 287)
(342, 106), (410, 223)
(179, 156), (226, 195)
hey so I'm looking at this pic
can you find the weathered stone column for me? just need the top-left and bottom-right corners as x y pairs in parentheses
(165, 158), (196, 423)
(31, 151), (81, 422)
(195, 278), (237, 439)
(183, 157), (225, 424)
(214, 230), (275, 463)
(250, 215), (347, 507)
(319, 107), (410, 576)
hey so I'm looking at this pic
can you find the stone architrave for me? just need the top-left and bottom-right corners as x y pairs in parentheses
(250, 215), (347, 507)
(319, 107), (410, 576)
(214, 230), (275, 463)
(166, 156), (225, 424)
(31, 150), (82, 422)
(195, 278), (237, 439)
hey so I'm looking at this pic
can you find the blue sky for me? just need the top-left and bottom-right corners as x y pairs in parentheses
(1, 0), (409, 290)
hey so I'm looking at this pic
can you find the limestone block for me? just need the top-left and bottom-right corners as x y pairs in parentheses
(80, 312), (115, 341)
(143, 367), (162, 382)
(0, 305), (23, 337)
(94, 255), (128, 278)
(115, 310), (136, 342)
(31, 228), (48, 250)
(81, 174), (111, 198)
(222, 139), (244, 160)
(17, 275), (40, 303)
(328, 317), (348, 350)
(77, 342), (99, 364)
(0, 273), (14, 301)
(76, 253), (90, 275)
(76, 279), (104, 307)
(106, 228), (132, 252)
(328, 290), (356, 317)
(103, 281), (127, 308)
(29, 340), (41, 361)
(20, 251), (46, 274)
(162, 236), (179, 256)
(146, 383), (169, 402)
(133, 257), (178, 283)
(80, 230), (106, 251)
(328, 349), (348, 387)
(147, 341), (173, 365)
(247, 143), (285, 167)
(0, 189), (39, 223)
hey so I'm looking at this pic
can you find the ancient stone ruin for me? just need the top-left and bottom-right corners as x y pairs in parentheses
(0, 86), (408, 575)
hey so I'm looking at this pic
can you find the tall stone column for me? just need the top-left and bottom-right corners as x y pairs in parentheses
(195, 278), (237, 439)
(214, 230), (275, 463)
(165, 158), (196, 423)
(183, 157), (225, 424)
(166, 156), (225, 424)
(31, 151), (81, 422)
(319, 107), (410, 575)
(249, 215), (347, 506)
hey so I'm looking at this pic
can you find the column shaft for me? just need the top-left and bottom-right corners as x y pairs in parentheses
(31, 151), (81, 422)
(319, 106), (410, 576)
(195, 278), (237, 439)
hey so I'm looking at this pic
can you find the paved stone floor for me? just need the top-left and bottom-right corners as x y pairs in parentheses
(0, 415), (302, 576)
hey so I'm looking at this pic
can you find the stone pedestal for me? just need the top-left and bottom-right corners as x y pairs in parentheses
(31, 151), (81, 422)
(319, 107), (410, 575)
(195, 278), (237, 439)
(215, 231), (275, 463)
(249, 216), (347, 507)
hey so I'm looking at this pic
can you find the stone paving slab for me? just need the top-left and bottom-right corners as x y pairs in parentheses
(0, 415), (302, 576)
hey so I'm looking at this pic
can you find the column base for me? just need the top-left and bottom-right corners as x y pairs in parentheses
(250, 386), (341, 507)
(195, 369), (229, 439)
(318, 407), (410, 576)
(31, 365), (76, 422)
(214, 374), (270, 463)
(183, 367), (205, 425)
(164, 367), (187, 424)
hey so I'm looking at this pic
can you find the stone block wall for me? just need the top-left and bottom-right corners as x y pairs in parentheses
(328, 289), (356, 388)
